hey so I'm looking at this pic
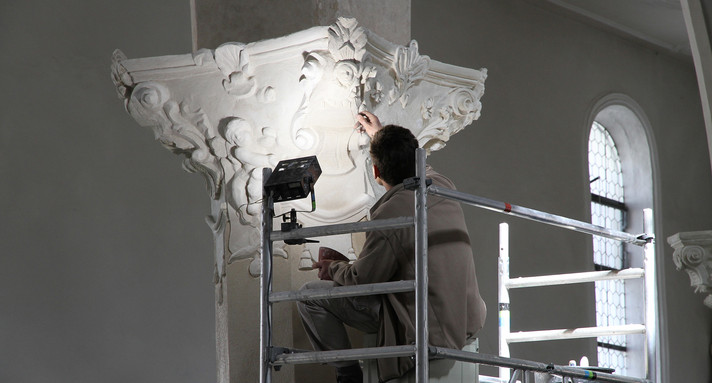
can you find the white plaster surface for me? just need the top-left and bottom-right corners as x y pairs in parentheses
(668, 230), (712, 308)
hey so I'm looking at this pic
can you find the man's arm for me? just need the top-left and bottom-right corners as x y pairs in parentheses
(312, 247), (349, 281)
(355, 111), (383, 139)
(328, 230), (400, 286)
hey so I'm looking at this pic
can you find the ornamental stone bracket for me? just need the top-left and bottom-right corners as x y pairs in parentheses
(112, 17), (486, 382)
(667, 230), (712, 308)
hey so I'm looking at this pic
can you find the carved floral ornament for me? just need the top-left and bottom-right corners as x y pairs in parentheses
(667, 230), (712, 308)
(112, 17), (487, 280)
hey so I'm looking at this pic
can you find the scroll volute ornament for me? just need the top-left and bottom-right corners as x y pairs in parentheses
(668, 230), (712, 308)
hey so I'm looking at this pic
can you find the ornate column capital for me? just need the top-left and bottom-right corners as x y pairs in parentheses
(667, 230), (712, 308)
(112, 17), (487, 278)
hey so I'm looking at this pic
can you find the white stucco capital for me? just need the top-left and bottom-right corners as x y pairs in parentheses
(112, 17), (487, 279)
(667, 230), (712, 308)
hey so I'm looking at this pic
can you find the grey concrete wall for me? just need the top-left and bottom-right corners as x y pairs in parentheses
(413, 0), (712, 381)
(193, 0), (411, 50)
(0, 1), (216, 382)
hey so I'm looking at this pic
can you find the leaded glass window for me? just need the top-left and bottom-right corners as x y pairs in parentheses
(588, 121), (627, 375)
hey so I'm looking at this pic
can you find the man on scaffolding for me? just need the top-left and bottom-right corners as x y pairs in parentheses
(297, 111), (487, 383)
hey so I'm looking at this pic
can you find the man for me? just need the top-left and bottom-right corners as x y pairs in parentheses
(297, 111), (486, 383)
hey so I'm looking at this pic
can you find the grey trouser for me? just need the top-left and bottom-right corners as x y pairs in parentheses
(297, 280), (382, 368)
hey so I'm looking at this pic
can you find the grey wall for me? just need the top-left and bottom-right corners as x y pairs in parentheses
(1, 1), (216, 382)
(413, 0), (712, 381)
(2, 0), (711, 382)
(194, 0), (411, 49)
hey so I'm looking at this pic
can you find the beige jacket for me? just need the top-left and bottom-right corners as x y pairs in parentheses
(329, 167), (487, 382)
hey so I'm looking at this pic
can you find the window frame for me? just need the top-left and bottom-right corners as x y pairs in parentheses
(584, 94), (665, 382)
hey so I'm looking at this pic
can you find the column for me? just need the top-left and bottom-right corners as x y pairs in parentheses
(111, 17), (487, 382)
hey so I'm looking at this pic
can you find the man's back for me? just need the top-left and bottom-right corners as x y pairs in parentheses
(301, 117), (486, 383)
(330, 166), (486, 380)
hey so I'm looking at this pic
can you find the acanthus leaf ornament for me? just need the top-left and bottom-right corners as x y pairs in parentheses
(388, 40), (430, 108)
(328, 17), (367, 62)
(416, 87), (483, 152)
(111, 49), (132, 101)
(215, 43), (257, 98)
(222, 117), (278, 221)
(207, 198), (229, 305)
(128, 82), (225, 200)
(364, 77), (383, 105)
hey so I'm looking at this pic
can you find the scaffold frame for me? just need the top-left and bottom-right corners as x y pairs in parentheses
(259, 148), (654, 383)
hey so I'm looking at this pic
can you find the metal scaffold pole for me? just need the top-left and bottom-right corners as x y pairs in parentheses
(414, 148), (429, 383)
(260, 167), (274, 383)
(642, 208), (658, 381)
(498, 222), (510, 382)
(427, 185), (647, 246)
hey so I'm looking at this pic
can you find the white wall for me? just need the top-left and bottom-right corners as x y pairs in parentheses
(413, 0), (712, 381)
(0, 1), (216, 382)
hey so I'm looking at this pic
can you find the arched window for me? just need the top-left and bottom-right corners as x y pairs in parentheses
(586, 94), (662, 380)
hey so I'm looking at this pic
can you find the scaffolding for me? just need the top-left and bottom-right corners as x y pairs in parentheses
(498, 214), (656, 382)
(259, 148), (655, 383)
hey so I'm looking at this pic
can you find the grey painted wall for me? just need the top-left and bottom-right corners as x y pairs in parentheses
(1, 1), (216, 382)
(193, 0), (411, 50)
(2, 0), (711, 382)
(413, 0), (712, 381)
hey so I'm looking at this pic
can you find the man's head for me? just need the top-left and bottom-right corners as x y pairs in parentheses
(369, 125), (419, 187)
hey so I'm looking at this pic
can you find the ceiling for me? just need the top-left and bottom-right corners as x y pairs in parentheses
(544, 0), (691, 57)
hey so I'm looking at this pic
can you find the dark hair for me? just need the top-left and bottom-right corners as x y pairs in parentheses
(369, 124), (419, 186)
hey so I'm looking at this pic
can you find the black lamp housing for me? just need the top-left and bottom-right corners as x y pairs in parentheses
(264, 156), (322, 202)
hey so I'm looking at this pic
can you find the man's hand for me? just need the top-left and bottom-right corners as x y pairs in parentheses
(355, 111), (383, 139)
(313, 247), (350, 281)
(313, 259), (335, 280)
